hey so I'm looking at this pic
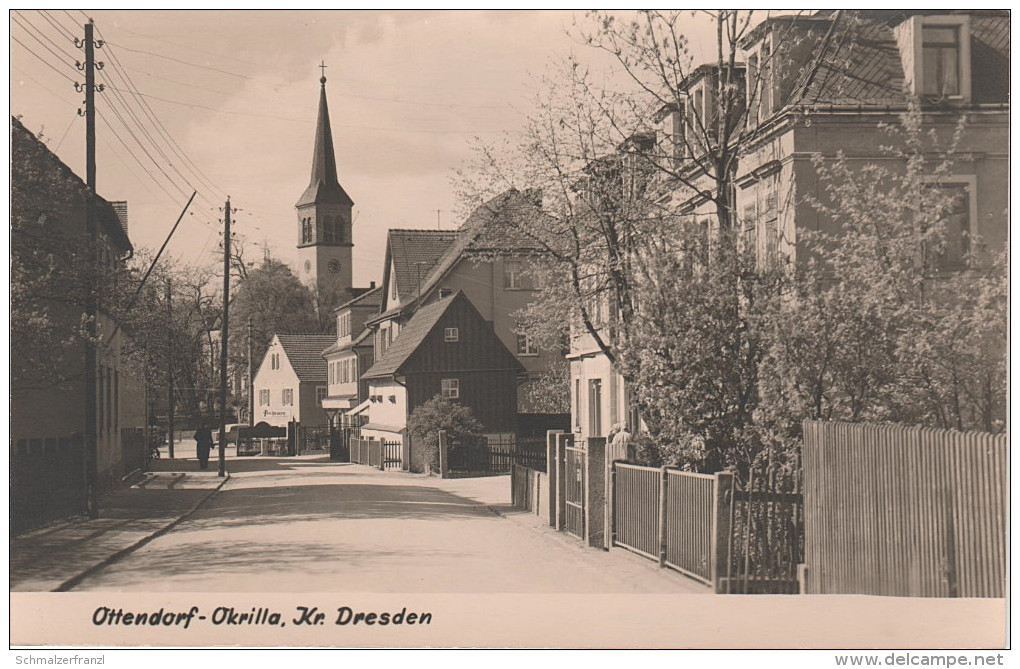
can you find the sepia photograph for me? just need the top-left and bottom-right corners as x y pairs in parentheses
(8, 8), (1009, 655)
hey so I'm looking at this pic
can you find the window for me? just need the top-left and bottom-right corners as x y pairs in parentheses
(441, 378), (460, 399)
(574, 378), (582, 430)
(444, 327), (459, 342)
(588, 378), (603, 437)
(259, 389), (270, 406)
(282, 388), (294, 406)
(270, 352), (279, 370)
(935, 183), (971, 270)
(663, 104), (685, 165)
(391, 277), (398, 301)
(761, 178), (780, 268)
(439, 287), (453, 298)
(504, 260), (522, 289)
(388, 395), (397, 403)
(922, 25), (961, 97)
(316, 386), (327, 405)
(517, 332), (538, 356)
(302, 218), (313, 244)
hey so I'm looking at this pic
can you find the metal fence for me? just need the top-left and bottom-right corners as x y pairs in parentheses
(447, 433), (548, 473)
(665, 470), (715, 585)
(297, 426), (331, 454)
(564, 445), (586, 540)
(613, 464), (661, 559)
(803, 420), (1007, 598)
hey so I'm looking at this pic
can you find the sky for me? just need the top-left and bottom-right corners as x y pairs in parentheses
(11, 10), (720, 286)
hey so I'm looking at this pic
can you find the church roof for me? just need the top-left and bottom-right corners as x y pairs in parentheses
(296, 79), (354, 208)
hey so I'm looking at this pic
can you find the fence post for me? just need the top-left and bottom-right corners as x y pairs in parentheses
(585, 437), (607, 550)
(712, 471), (734, 594)
(554, 433), (571, 531)
(438, 430), (449, 478)
(608, 461), (617, 547)
(659, 466), (669, 567)
(546, 430), (562, 527)
(401, 433), (411, 471)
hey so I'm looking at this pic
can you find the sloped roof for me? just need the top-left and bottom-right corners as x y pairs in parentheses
(332, 284), (382, 313)
(362, 294), (458, 379)
(404, 189), (550, 308)
(12, 116), (133, 252)
(386, 229), (459, 304)
(321, 328), (373, 357)
(277, 333), (335, 382)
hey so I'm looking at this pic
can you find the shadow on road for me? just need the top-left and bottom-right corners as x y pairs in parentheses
(180, 481), (493, 533)
(148, 455), (342, 474)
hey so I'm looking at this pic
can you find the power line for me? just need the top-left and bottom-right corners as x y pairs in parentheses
(102, 40), (259, 81)
(11, 34), (78, 83)
(37, 10), (77, 41)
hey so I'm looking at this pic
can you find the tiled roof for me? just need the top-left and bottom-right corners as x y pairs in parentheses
(412, 189), (551, 303)
(793, 11), (1009, 107)
(387, 229), (460, 305)
(332, 284), (382, 313)
(277, 334), (335, 382)
(362, 293), (458, 379)
(321, 328), (372, 357)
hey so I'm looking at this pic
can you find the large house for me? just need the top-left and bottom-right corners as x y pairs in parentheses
(253, 333), (335, 428)
(320, 283), (382, 420)
(568, 9), (1009, 441)
(361, 291), (525, 441)
(11, 116), (144, 531)
(367, 189), (557, 413)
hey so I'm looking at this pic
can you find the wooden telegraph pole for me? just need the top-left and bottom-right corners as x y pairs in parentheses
(247, 317), (254, 427)
(218, 198), (232, 477)
(166, 277), (175, 459)
(77, 19), (103, 518)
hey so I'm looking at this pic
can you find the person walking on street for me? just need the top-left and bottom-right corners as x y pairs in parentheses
(194, 423), (214, 470)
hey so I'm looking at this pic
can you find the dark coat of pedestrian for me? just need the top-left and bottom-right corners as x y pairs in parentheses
(194, 426), (214, 470)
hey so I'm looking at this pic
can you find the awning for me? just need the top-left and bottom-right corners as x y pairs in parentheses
(348, 398), (371, 416)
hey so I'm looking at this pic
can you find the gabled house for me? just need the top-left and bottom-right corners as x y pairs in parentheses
(321, 283), (382, 418)
(253, 333), (335, 427)
(360, 291), (525, 441)
(567, 9), (1009, 442)
(368, 189), (557, 412)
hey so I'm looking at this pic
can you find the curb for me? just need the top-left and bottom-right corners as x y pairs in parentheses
(53, 474), (230, 592)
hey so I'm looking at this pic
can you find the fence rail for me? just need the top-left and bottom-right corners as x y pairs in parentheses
(447, 433), (548, 474)
(665, 470), (715, 585)
(803, 420), (1007, 598)
(613, 464), (660, 560)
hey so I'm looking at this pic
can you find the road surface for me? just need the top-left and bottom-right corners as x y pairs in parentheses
(73, 458), (708, 593)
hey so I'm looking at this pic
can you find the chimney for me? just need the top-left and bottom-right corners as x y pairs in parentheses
(111, 201), (128, 235)
(370, 281), (376, 289)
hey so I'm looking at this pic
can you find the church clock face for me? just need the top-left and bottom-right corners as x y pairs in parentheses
(304, 260), (311, 273)
(328, 259), (342, 274)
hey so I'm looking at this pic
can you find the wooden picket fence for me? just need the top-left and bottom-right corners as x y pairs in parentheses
(802, 421), (1007, 597)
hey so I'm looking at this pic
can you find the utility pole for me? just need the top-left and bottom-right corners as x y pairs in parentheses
(218, 198), (232, 477)
(166, 277), (175, 459)
(247, 317), (254, 427)
(76, 19), (104, 518)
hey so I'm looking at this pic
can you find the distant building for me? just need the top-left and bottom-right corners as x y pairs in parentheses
(253, 333), (335, 427)
(368, 189), (557, 412)
(321, 283), (382, 419)
(361, 291), (525, 441)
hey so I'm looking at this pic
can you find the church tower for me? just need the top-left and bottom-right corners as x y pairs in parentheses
(296, 66), (354, 304)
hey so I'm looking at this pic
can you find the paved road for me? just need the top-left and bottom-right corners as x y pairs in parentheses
(72, 460), (707, 594)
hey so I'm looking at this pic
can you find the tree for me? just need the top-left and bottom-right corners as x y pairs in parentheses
(406, 395), (483, 473)
(228, 257), (319, 386)
(762, 106), (1008, 436)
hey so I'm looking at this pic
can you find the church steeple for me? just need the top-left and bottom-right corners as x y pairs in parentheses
(295, 62), (355, 305)
(296, 67), (353, 208)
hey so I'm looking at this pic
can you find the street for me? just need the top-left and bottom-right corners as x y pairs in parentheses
(71, 458), (707, 594)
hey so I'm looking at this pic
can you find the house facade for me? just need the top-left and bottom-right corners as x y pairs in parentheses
(567, 9), (1009, 442)
(321, 284), (382, 419)
(253, 334), (335, 428)
(368, 189), (557, 413)
(11, 116), (144, 530)
(361, 291), (525, 441)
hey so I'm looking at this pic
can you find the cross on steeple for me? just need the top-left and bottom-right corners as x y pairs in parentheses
(318, 60), (327, 84)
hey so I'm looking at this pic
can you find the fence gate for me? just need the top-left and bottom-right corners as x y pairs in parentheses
(564, 445), (586, 540)
(382, 440), (402, 470)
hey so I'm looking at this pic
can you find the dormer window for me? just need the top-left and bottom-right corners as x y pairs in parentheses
(922, 25), (961, 97)
(900, 15), (971, 101)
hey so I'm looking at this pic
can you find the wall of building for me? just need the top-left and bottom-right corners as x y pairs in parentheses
(406, 370), (519, 435)
(253, 340), (299, 427)
(298, 380), (328, 427)
(365, 379), (407, 429)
